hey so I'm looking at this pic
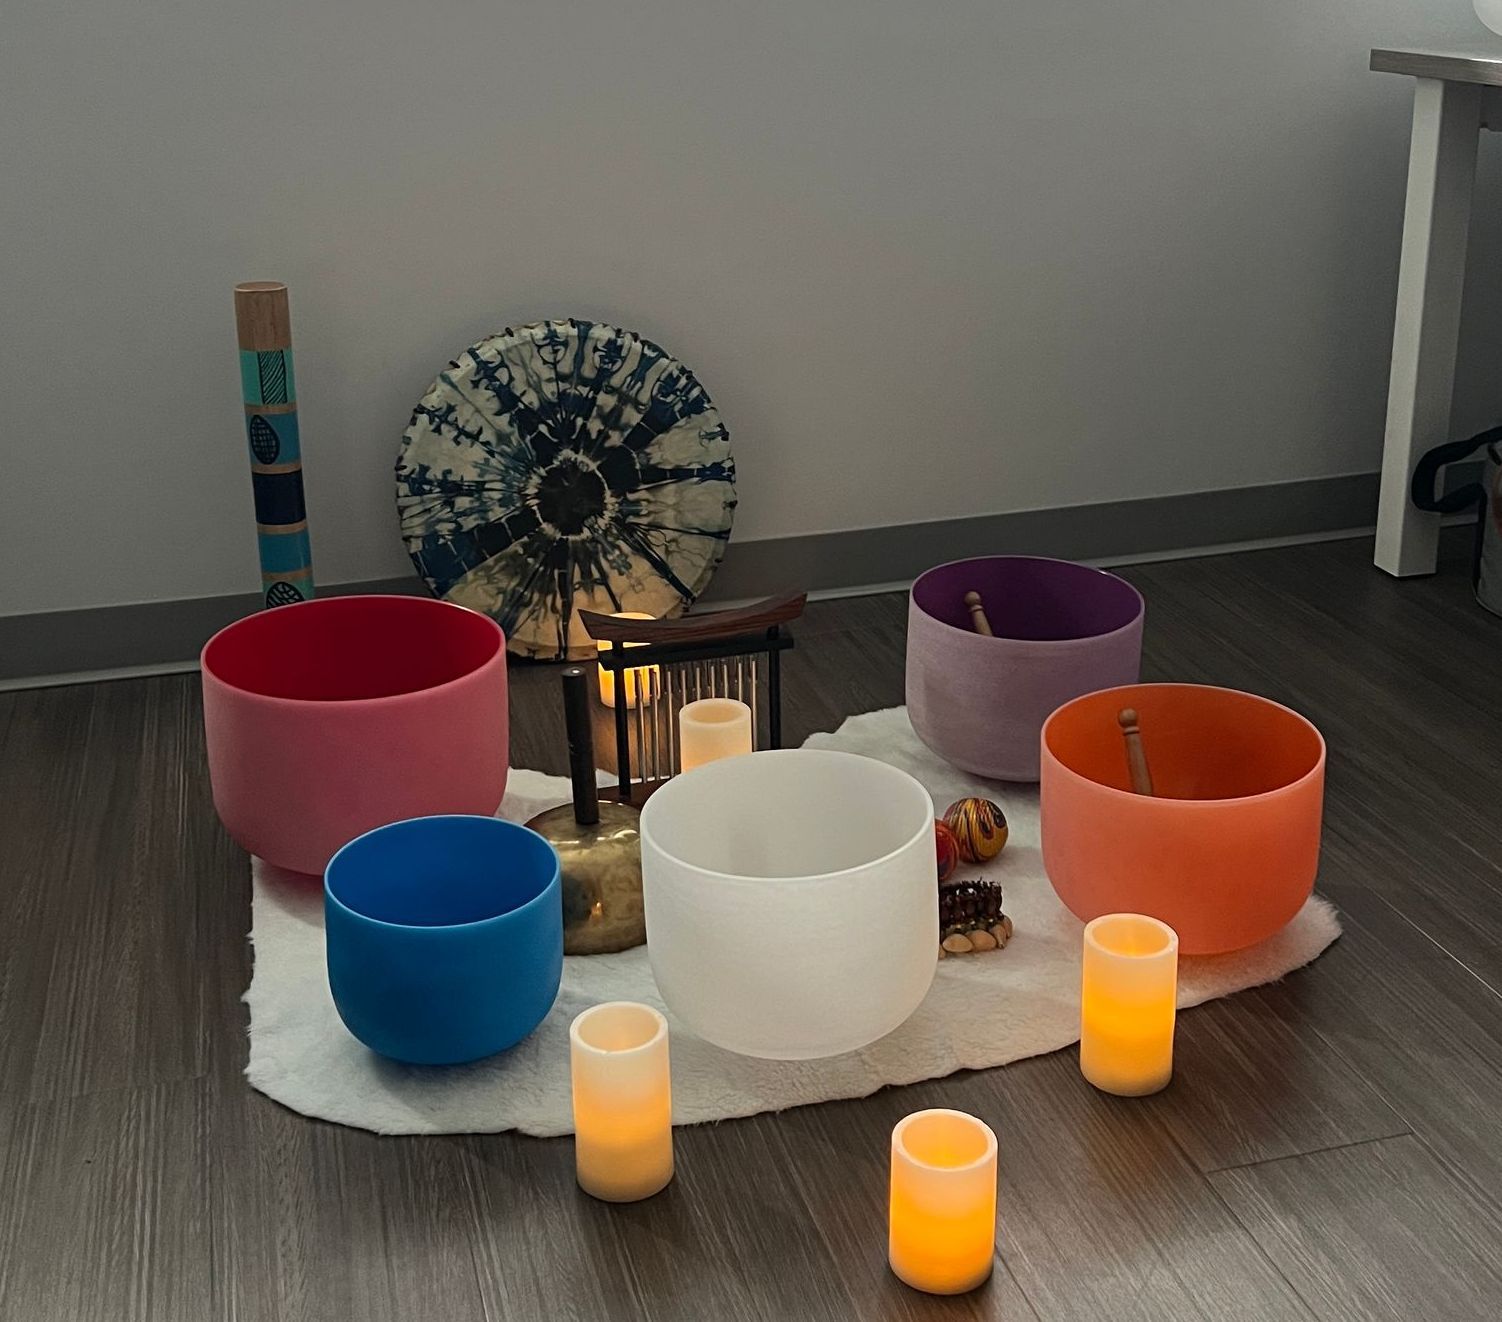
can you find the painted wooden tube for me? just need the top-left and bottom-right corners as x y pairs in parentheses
(234, 281), (313, 607)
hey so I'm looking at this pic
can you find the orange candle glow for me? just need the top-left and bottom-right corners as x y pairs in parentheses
(888, 1109), (997, 1295)
(1079, 913), (1178, 1097)
(596, 612), (657, 708)
(570, 1001), (673, 1203)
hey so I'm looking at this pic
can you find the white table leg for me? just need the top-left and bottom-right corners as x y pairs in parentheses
(1375, 78), (1481, 577)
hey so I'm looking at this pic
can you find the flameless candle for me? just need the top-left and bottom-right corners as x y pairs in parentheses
(596, 612), (657, 708)
(1079, 913), (1178, 1096)
(570, 1001), (673, 1202)
(888, 1108), (998, 1295)
(678, 697), (752, 772)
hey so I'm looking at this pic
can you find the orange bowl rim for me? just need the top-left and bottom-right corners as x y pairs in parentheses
(1040, 682), (1326, 807)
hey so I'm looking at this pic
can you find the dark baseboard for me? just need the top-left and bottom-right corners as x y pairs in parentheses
(0, 469), (1419, 685)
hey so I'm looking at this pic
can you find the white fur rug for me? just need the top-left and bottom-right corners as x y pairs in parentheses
(244, 706), (1341, 1135)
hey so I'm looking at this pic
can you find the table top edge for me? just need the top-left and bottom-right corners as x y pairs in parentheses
(1371, 47), (1502, 86)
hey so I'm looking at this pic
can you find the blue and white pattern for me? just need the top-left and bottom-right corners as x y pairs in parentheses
(397, 320), (736, 659)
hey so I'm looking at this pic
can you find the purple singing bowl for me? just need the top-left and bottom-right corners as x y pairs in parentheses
(906, 556), (1145, 781)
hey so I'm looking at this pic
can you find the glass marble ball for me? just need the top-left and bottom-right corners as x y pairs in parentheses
(942, 797), (1009, 864)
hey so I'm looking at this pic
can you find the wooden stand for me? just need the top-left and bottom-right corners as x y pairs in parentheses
(581, 593), (806, 804)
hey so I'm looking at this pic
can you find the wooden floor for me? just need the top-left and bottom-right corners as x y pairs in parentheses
(3, 533), (1502, 1321)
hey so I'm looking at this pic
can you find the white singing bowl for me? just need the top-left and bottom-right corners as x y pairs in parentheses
(639, 748), (938, 1059)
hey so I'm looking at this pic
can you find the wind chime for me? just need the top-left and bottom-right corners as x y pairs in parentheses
(580, 592), (807, 803)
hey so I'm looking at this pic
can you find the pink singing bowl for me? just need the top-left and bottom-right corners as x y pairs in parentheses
(201, 595), (509, 876)
(907, 556), (1144, 781)
(1040, 684), (1325, 955)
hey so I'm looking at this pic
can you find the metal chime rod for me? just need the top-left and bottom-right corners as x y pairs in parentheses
(648, 666), (662, 784)
(750, 656), (760, 750)
(635, 668), (647, 791)
(671, 664), (681, 773)
(663, 665), (673, 775)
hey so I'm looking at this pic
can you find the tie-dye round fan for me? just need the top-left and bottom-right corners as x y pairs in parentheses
(396, 320), (737, 660)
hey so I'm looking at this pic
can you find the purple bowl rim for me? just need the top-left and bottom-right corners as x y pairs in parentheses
(909, 555), (1145, 648)
(200, 594), (506, 709)
(1040, 682), (1327, 806)
(324, 814), (561, 933)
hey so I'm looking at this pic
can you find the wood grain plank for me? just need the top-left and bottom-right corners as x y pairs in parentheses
(939, 1054), (1313, 1321)
(0, 1082), (216, 1322)
(212, 1088), (490, 1322)
(774, 1088), (1037, 1321)
(1138, 988), (1409, 1173)
(1211, 1135), (1502, 1321)
(4, 680), (209, 1102)
(458, 1129), (646, 1322)
(5, 532), (1502, 1319)
(603, 1115), (868, 1321)
(0, 685), (84, 1099)
(1285, 878), (1502, 1202)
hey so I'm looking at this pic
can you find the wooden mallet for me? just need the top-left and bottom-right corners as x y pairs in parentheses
(964, 591), (994, 637)
(1117, 708), (1154, 796)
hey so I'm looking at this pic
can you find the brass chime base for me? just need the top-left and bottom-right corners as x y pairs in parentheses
(525, 800), (645, 955)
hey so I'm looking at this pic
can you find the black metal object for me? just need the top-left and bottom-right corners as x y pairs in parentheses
(560, 666), (599, 826)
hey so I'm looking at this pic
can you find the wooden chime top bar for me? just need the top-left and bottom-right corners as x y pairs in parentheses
(578, 592), (807, 645)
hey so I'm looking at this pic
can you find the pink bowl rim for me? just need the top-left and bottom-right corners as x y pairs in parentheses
(199, 593), (505, 710)
(909, 555), (1145, 651)
(1040, 682), (1326, 808)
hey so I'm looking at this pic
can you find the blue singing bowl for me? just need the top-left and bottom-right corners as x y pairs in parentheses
(324, 815), (563, 1065)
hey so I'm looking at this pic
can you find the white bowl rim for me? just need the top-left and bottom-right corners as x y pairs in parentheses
(639, 747), (935, 886)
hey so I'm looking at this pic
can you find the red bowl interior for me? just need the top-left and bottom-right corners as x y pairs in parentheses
(202, 596), (502, 702)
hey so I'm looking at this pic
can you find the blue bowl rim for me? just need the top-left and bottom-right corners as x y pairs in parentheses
(324, 814), (561, 933)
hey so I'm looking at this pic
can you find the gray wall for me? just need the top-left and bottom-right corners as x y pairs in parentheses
(3, 1), (1500, 618)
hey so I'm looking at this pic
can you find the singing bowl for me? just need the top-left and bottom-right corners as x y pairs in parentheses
(324, 815), (562, 1064)
(201, 594), (508, 875)
(906, 556), (1144, 782)
(639, 749), (937, 1060)
(1040, 684), (1325, 955)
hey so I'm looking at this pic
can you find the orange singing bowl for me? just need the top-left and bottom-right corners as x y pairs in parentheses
(1040, 684), (1325, 955)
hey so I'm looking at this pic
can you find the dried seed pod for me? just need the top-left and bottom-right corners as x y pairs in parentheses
(969, 928), (998, 952)
(941, 932), (975, 955)
(991, 915), (1014, 948)
(939, 878), (1005, 936)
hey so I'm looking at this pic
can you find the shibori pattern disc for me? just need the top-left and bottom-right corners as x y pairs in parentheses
(396, 320), (737, 660)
